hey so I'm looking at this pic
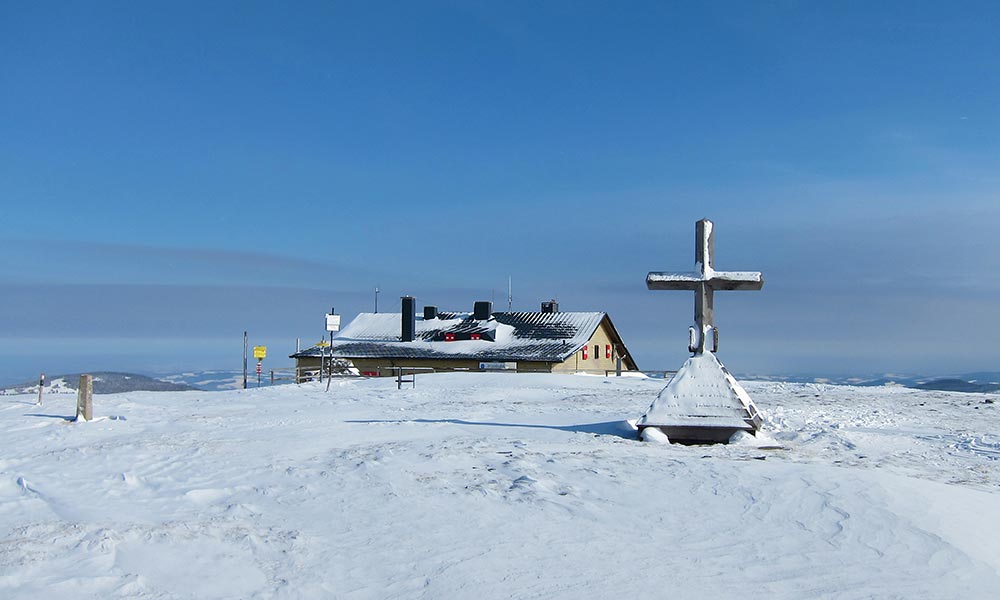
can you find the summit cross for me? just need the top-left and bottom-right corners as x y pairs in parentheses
(646, 219), (763, 354)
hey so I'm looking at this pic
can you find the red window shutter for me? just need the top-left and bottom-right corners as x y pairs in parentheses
(471, 333), (480, 340)
(582, 346), (588, 360)
(606, 344), (611, 359)
(445, 333), (455, 342)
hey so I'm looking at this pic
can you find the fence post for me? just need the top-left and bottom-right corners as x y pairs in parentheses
(76, 374), (93, 421)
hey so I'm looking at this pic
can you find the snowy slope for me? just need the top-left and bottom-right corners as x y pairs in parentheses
(1, 373), (998, 599)
(1, 372), (198, 395)
(156, 370), (251, 391)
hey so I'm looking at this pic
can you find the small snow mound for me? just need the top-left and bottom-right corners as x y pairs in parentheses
(640, 427), (671, 444)
(729, 430), (756, 445)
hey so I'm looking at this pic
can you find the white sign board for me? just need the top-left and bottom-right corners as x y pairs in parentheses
(325, 314), (341, 332)
(479, 362), (517, 371)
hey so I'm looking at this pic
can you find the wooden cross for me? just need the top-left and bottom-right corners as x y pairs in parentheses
(646, 219), (763, 354)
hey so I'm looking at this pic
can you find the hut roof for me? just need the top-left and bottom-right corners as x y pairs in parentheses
(291, 311), (635, 365)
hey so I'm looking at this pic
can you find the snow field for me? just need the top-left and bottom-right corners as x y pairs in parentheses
(1, 373), (998, 599)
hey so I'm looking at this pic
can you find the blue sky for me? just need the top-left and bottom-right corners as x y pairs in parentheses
(2, 1), (998, 384)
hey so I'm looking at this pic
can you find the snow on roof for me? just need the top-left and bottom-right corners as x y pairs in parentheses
(291, 311), (608, 363)
(638, 352), (762, 430)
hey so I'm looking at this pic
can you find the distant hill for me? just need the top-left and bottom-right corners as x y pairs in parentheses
(155, 370), (287, 391)
(741, 373), (922, 387)
(1, 372), (200, 395)
(912, 379), (1000, 394)
(741, 371), (1000, 394)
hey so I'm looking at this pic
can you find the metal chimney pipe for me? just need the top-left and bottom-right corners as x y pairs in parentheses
(473, 301), (492, 320)
(401, 296), (416, 342)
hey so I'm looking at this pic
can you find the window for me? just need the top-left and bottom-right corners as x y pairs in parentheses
(594, 345), (599, 360)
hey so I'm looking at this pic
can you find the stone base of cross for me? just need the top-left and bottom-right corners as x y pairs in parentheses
(637, 219), (765, 444)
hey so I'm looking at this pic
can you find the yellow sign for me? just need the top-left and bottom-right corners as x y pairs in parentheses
(253, 346), (267, 359)
(316, 340), (330, 347)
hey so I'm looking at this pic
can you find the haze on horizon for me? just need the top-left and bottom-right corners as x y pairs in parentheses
(2, 2), (998, 386)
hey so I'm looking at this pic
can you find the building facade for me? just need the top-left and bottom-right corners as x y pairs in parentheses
(291, 299), (638, 377)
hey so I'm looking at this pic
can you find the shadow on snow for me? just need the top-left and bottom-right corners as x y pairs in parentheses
(345, 418), (637, 439)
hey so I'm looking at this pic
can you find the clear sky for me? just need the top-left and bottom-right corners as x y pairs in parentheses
(2, 1), (998, 385)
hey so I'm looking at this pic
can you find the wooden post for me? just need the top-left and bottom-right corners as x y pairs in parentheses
(37, 372), (44, 406)
(76, 374), (93, 421)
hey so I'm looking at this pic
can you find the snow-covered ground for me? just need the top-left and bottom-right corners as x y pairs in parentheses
(1, 373), (998, 598)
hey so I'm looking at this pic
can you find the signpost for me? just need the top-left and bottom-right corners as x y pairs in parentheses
(253, 346), (266, 387)
(479, 362), (517, 371)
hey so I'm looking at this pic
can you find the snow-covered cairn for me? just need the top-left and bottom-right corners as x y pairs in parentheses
(637, 219), (764, 444)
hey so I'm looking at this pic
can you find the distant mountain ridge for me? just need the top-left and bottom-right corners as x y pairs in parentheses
(912, 379), (1000, 393)
(1, 372), (199, 395)
(743, 371), (1000, 394)
(155, 370), (251, 392)
(4, 369), (998, 395)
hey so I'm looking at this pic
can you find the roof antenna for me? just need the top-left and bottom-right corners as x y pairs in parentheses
(507, 276), (512, 312)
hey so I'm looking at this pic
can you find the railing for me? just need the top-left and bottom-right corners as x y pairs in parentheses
(606, 369), (676, 379)
(269, 369), (298, 385)
(373, 366), (553, 377)
(387, 366), (435, 389)
(288, 363), (668, 384)
(294, 364), (364, 383)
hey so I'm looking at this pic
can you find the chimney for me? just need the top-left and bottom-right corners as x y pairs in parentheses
(541, 300), (559, 313)
(401, 296), (416, 342)
(473, 301), (492, 320)
(423, 305), (438, 320)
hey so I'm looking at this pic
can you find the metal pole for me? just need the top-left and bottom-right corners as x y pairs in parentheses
(374, 287), (379, 313)
(243, 331), (248, 390)
(326, 329), (334, 392)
